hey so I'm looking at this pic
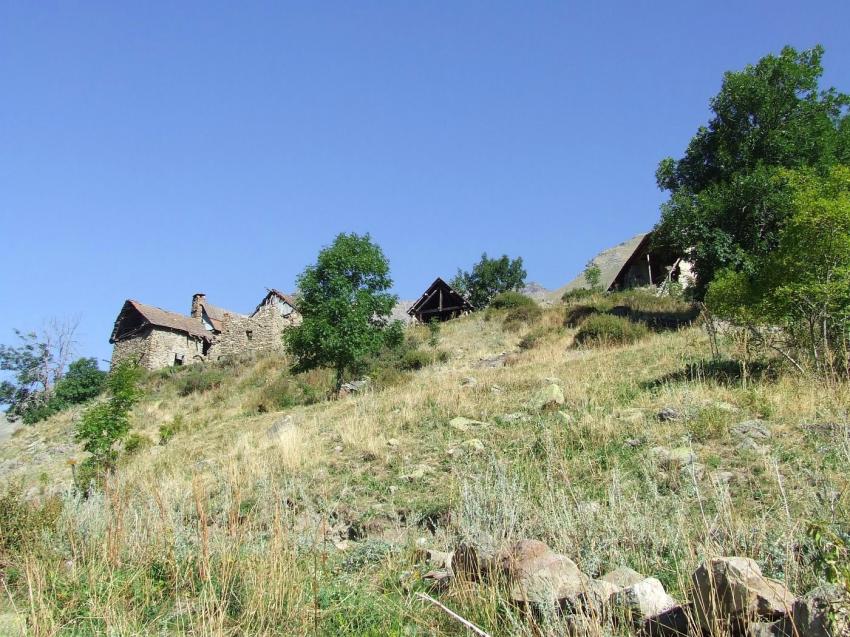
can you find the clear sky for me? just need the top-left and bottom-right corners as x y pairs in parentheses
(1, 1), (849, 366)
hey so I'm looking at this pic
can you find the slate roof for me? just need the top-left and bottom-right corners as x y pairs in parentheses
(550, 233), (651, 299)
(110, 300), (210, 343)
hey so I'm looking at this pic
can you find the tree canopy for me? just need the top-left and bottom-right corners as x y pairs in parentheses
(452, 253), (527, 308)
(284, 233), (401, 391)
(654, 45), (850, 295)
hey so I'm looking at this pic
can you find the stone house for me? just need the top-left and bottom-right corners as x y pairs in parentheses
(110, 289), (300, 370)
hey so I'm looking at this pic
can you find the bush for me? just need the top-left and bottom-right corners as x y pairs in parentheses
(501, 300), (542, 330)
(518, 326), (553, 350)
(489, 291), (537, 310)
(400, 349), (448, 371)
(561, 287), (596, 303)
(0, 483), (62, 559)
(573, 314), (649, 347)
(159, 415), (185, 445)
(175, 367), (225, 397)
(564, 304), (600, 328)
(54, 358), (107, 405)
(124, 432), (152, 455)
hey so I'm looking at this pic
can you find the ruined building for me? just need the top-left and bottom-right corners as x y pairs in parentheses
(109, 289), (300, 370)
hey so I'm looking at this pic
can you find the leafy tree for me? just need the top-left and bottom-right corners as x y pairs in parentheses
(583, 261), (603, 292)
(53, 358), (106, 406)
(285, 233), (401, 392)
(655, 45), (850, 296)
(452, 253), (526, 308)
(706, 166), (850, 375)
(76, 360), (142, 478)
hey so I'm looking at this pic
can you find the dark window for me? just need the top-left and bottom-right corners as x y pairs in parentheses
(174, 354), (184, 366)
(246, 330), (253, 341)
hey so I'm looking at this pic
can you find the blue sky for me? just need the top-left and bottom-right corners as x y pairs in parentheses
(1, 1), (849, 366)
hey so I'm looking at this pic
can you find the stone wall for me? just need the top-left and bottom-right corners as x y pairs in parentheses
(208, 305), (300, 361)
(111, 327), (205, 371)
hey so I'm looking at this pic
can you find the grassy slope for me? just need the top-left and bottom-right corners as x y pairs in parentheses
(2, 306), (849, 635)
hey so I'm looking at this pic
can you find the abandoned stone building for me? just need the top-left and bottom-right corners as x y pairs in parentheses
(109, 289), (300, 370)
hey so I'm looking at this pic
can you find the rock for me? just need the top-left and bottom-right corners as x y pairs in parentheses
(497, 539), (588, 607)
(490, 385), (504, 394)
(651, 446), (697, 469)
(692, 557), (795, 631)
(641, 604), (694, 637)
(747, 618), (794, 637)
(710, 470), (737, 486)
(535, 384), (565, 410)
(556, 411), (573, 425)
(461, 376), (478, 387)
(625, 438), (644, 448)
(793, 584), (848, 637)
(266, 415), (295, 439)
(448, 416), (488, 432)
(500, 412), (528, 423)
(401, 464), (433, 481)
(415, 548), (454, 569)
(478, 353), (507, 368)
(462, 438), (485, 453)
(339, 378), (370, 394)
(569, 578), (621, 615)
(422, 569), (452, 592)
(333, 445), (343, 453)
(657, 407), (681, 422)
(611, 577), (678, 623)
(386, 438), (399, 447)
(453, 543), (496, 582)
(732, 420), (772, 440)
(601, 566), (646, 588)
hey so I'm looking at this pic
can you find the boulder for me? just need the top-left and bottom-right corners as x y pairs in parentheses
(793, 584), (848, 637)
(601, 566), (646, 588)
(692, 557), (795, 631)
(732, 420), (772, 441)
(641, 604), (695, 637)
(453, 542), (496, 582)
(611, 577), (678, 623)
(497, 539), (588, 607)
(266, 415), (295, 439)
(448, 416), (488, 431)
(462, 438), (485, 453)
(460, 376), (478, 387)
(657, 407), (681, 422)
(569, 578), (621, 616)
(478, 353), (508, 368)
(651, 446), (697, 469)
(535, 384), (565, 410)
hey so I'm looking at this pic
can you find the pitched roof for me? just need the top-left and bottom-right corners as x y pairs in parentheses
(110, 300), (210, 343)
(408, 277), (474, 315)
(550, 233), (651, 299)
(252, 289), (298, 316)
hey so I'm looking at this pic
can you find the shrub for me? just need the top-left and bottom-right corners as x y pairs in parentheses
(400, 349), (448, 371)
(159, 415), (185, 445)
(501, 299), (542, 330)
(518, 326), (553, 350)
(561, 287), (595, 303)
(0, 483), (62, 559)
(573, 314), (649, 346)
(54, 358), (107, 405)
(175, 367), (225, 396)
(489, 291), (537, 310)
(564, 304), (600, 328)
(124, 432), (152, 455)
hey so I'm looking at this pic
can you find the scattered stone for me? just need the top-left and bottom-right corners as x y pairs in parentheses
(625, 438), (644, 448)
(500, 412), (527, 423)
(710, 470), (737, 486)
(600, 566), (645, 588)
(401, 464), (433, 481)
(535, 383), (565, 410)
(478, 353), (508, 368)
(642, 604), (695, 637)
(692, 557), (795, 631)
(462, 438), (485, 453)
(339, 378), (370, 394)
(793, 584), (848, 637)
(490, 385), (504, 394)
(733, 420), (772, 441)
(497, 539), (588, 607)
(333, 445), (343, 453)
(460, 376), (478, 387)
(453, 543), (496, 582)
(611, 577), (678, 623)
(266, 415), (295, 439)
(415, 548), (453, 569)
(657, 407), (681, 422)
(556, 411), (573, 425)
(747, 619), (794, 637)
(422, 569), (452, 592)
(448, 416), (488, 432)
(570, 578), (621, 615)
(386, 438), (399, 447)
(651, 446), (697, 469)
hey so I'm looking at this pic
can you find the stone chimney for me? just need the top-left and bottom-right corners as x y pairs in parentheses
(191, 293), (206, 319)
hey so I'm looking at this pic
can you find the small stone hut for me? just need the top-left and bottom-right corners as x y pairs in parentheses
(110, 290), (301, 370)
(407, 277), (473, 323)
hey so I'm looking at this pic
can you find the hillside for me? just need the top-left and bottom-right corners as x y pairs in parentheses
(1, 298), (849, 636)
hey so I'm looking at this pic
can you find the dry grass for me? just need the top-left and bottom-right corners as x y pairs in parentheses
(1, 304), (848, 635)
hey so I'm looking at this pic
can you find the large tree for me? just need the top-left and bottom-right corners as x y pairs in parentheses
(452, 253), (527, 308)
(285, 233), (401, 392)
(654, 45), (850, 296)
